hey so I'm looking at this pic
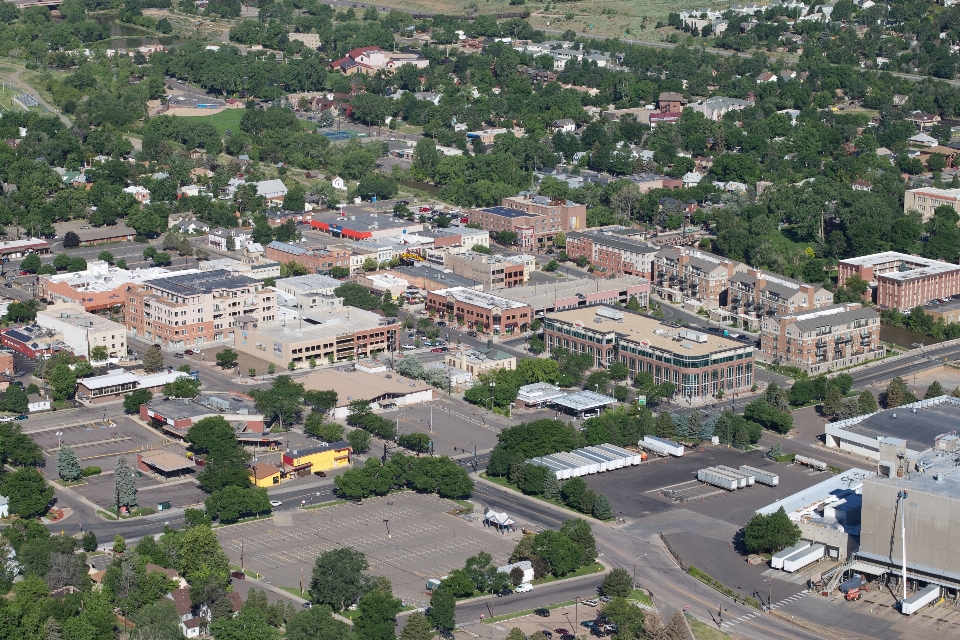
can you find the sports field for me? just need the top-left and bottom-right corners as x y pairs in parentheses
(173, 108), (316, 135)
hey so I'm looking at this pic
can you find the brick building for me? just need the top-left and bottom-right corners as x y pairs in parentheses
(443, 252), (527, 291)
(265, 241), (352, 274)
(658, 91), (688, 113)
(468, 195), (586, 249)
(760, 303), (884, 372)
(728, 269), (833, 330)
(543, 306), (755, 398)
(565, 231), (659, 278)
(837, 252), (960, 310)
(39, 261), (193, 312)
(903, 186), (960, 222)
(653, 246), (740, 308)
(125, 270), (276, 349)
(425, 287), (533, 334)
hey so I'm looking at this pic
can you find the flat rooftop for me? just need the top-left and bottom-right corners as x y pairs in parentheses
(37, 308), (122, 331)
(840, 251), (960, 279)
(478, 206), (533, 219)
(248, 306), (390, 343)
(147, 395), (260, 420)
(843, 400), (960, 454)
(300, 368), (431, 404)
(146, 270), (260, 296)
(497, 276), (649, 311)
(756, 468), (873, 517)
(552, 390), (617, 411)
(311, 211), (421, 231)
(43, 261), (199, 293)
(864, 459), (960, 500)
(431, 287), (530, 311)
(276, 273), (343, 293)
(546, 306), (749, 357)
(392, 265), (481, 289)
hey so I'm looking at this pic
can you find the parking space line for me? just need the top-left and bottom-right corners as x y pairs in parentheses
(645, 480), (697, 493)
(76, 447), (145, 461)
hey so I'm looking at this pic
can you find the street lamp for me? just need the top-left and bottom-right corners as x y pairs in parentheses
(56, 431), (63, 449)
(383, 518), (391, 538)
(488, 381), (495, 411)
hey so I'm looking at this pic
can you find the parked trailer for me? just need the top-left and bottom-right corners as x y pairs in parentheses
(697, 468), (738, 490)
(583, 446), (625, 469)
(795, 455), (828, 471)
(704, 467), (747, 489)
(555, 452), (600, 474)
(595, 443), (643, 465)
(782, 544), (825, 573)
(901, 584), (942, 615)
(642, 435), (684, 457)
(715, 465), (754, 486)
(740, 465), (780, 487)
(771, 541), (812, 570)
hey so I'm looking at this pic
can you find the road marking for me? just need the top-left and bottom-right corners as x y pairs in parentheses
(45, 436), (133, 453)
(645, 480), (697, 493)
(77, 447), (145, 461)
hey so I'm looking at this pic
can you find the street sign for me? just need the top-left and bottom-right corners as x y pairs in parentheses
(637, 395), (647, 406)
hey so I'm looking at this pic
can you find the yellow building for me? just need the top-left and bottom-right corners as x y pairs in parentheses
(250, 463), (281, 487)
(282, 441), (352, 478)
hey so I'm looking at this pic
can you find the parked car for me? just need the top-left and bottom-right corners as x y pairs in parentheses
(3, 284), (11, 288)
(534, 609), (550, 617)
(468, 330), (478, 337)
(301, 602), (312, 609)
(590, 628), (606, 637)
(397, 200), (409, 205)
(18, 270), (28, 275)
(184, 349), (195, 355)
(269, 500), (282, 507)
(497, 589), (513, 597)
(15, 415), (27, 420)
(436, 321), (447, 326)
(599, 596), (612, 603)
(554, 630), (569, 635)
(402, 344), (416, 350)
(173, 352), (184, 358)
(582, 599), (599, 607)
(430, 348), (444, 353)
(515, 583), (532, 593)
(419, 206), (431, 212)
(313, 471), (326, 477)
(230, 571), (245, 579)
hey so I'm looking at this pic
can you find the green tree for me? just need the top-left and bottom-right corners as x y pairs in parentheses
(858, 390), (879, 415)
(177, 524), (231, 590)
(210, 602), (280, 640)
(4, 383), (28, 414)
(593, 493), (613, 520)
(48, 364), (77, 401)
(216, 348), (239, 369)
(123, 388), (153, 414)
(823, 385), (843, 416)
(56, 445), (82, 482)
(884, 376), (915, 408)
(743, 507), (802, 554)
(600, 597), (646, 639)
(97, 251), (114, 263)
(655, 411), (675, 438)
(2, 467), (54, 517)
(309, 548), (371, 611)
(285, 605), (355, 640)
(113, 534), (126, 553)
(115, 457), (137, 509)
(925, 380), (944, 399)
(601, 568), (633, 598)
(347, 428), (371, 453)
(400, 611), (432, 640)
(426, 587), (455, 631)
(20, 254), (41, 273)
(81, 530), (98, 552)
(560, 476), (586, 508)
(542, 472), (560, 499)
(353, 589), (402, 640)
(305, 412), (345, 441)
(143, 345), (165, 373)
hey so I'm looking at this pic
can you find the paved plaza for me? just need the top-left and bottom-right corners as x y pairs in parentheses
(215, 492), (518, 607)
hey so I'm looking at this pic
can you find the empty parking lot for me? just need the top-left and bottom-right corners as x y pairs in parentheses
(215, 492), (516, 607)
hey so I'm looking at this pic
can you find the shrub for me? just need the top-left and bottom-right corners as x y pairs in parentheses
(81, 466), (102, 477)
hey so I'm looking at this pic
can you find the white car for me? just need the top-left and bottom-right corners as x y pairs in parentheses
(269, 500), (282, 507)
(515, 583), (532, 593)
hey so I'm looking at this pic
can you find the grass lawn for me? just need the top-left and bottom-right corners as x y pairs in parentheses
(629, 589), (653, 606)
(533, 562), (605, 585)
(175, 108), (315, 136)
(482, 474), (606, 521)
(482, 600), (577, 624)
(688, 615), (732, 640)
(280, 586), (306, 598)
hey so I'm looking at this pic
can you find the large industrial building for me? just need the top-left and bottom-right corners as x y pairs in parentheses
(837, 251), (960, 310)
(543, 305), (755, 396)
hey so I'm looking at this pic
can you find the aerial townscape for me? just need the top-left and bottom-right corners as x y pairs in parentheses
(3, 0), (960, 639)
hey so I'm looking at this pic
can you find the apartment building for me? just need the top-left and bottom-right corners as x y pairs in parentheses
(496, 276), (650, 316)
(543, 306), (755, 397)
(760, 303), (884, 373)
(39, 261), (197, 312)
(265, 241), (352, 274)
(234, 306), (398, 366)
(468, 195), (586, 249)
(904, 186), (960, 222)
(837, 251), (960, 310)
(425, 287), (533, 334)
(125, 270), (276, 349)
(565, 231), (659, 278)
(728, 269), (833, 330)
(443, 252), (527, 291)
(36, 301), (127, 359)
(653, 246), (740, 308)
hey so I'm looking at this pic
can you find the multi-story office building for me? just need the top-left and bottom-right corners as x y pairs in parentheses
(543, 305), (755, 397)
(837, 251), (960, 310)
(425, 287), (533, 334)
(443, 252), (527, 291)
(728, 269), (832, 330)
(760, 302), (884, 372)
(125, 270), (276, 349)
(234, 306), (398, 366)
(36, 301), (127, 359)
(468, 195), (586, 249)
(40, 261), (197, 312)
(904, 186), (960, 222)
(653, 246), (740, 308)
(265, 241), (352, 274)
(565, 231), (659, 278)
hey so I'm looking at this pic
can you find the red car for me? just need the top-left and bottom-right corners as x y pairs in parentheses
(18, 270), (28, 275)
(419, 206), (431, 212)
(430, 347), (444, 353)
(554, 630), (569, 636)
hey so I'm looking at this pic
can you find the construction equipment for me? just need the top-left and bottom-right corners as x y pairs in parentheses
(840, 575), (869, 601)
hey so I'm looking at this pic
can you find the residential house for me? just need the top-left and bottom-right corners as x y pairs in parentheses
(329, 46), (429, 75)
(852, 180), (873, 192)
(550, 119), (577, 133)
(756, 72), (777, 83)
(657, 92), (687, 113)
(122, 185), (150, 204)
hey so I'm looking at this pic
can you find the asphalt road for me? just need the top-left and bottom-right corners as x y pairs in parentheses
(454, 577), (605, 625)
(848, 340), (960, 387)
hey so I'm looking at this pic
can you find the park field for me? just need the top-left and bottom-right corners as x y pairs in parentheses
(170, 107), (315, 135)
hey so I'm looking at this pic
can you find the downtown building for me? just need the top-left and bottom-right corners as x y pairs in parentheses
(468, 194), (587, 250)
(543, 305), (755, 397)
(565, 230), (659, 279)
(125, 270), (276, 349)
(837, 251), (960, 310)
(760, 302), (884, 373)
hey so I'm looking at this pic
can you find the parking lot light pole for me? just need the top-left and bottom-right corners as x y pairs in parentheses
(56, 431), (62, 449)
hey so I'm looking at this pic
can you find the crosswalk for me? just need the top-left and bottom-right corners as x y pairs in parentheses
(721, 589), (809, 628)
